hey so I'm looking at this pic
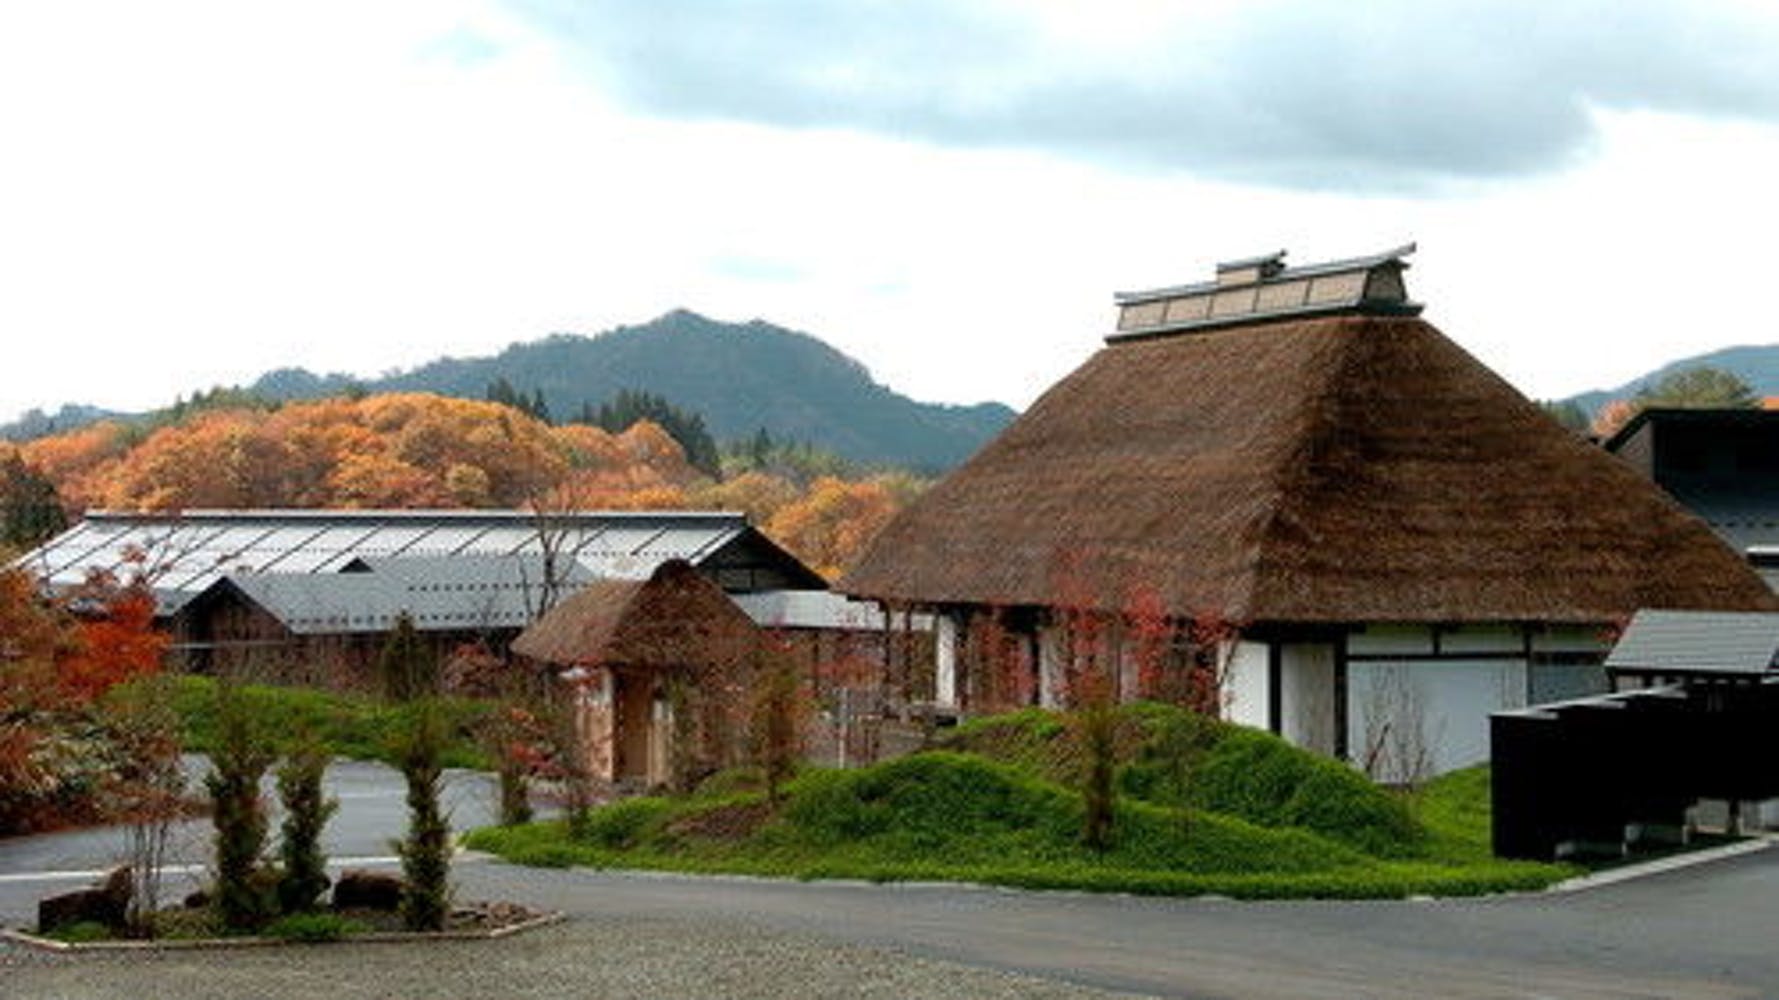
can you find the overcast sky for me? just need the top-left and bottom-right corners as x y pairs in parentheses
(5, 0), (1779, 424)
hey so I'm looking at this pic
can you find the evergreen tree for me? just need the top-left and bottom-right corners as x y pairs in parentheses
(0, 454), (66, 549)
(1635, 366), (1758, 409)
(583, 389), (723, 478)
(395, 699), (451, 932)
(275, 736), (337, 914)
(376, 614), (438, 702)
(485, 377), (520, 410)
(207, 680), (276, 930)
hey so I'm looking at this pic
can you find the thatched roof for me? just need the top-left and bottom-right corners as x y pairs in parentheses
(842, 315), (1778, 624)
(512, 559), (759, 669)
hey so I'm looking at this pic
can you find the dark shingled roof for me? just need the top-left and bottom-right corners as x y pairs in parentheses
(841, 314), (1778, 624)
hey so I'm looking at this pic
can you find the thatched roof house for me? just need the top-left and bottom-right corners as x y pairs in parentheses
(843, 246), (1776, 778)
(514, 560), (760, 787)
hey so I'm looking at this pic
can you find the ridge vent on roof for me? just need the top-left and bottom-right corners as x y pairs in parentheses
(1109, 243), (1422, 342)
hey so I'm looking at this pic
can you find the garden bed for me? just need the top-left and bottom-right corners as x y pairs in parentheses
(4, 903), (562, 952)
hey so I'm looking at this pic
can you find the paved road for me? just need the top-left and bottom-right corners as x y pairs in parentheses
(6, 760), (1779, 998)
(442, 853), (1779, 999)
(0, 756), (504, 908)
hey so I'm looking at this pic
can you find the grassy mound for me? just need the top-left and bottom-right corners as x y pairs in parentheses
(945, 702), (1421, 856)
(468, 728), (1573, 898)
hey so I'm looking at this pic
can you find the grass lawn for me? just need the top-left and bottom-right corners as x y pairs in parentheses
(130, 675), (493, 770)
(467, 704), (1575, 899)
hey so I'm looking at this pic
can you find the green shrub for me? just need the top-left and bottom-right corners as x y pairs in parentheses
(1113, 703), (1221, 807)
(377, 613), (438, 703)
(1190, 728), (1422, 856)
(206, 680), (277, 931)
(577, 797), (677, 850)
(263, 912), (366, 943)
(783, 753), (1059, 849)
(275, 738), (338, 914)
(394, 698), (451, 932)
(47, 920), (111, 943)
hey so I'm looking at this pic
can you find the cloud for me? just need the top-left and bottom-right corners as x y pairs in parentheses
(506, 0), (1779, 192)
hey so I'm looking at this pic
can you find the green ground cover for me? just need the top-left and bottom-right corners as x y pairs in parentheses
(133, 675), (492, 770)
(467, 703), (1574, 899)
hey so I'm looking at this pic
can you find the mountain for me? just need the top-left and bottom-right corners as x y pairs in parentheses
(6, 311), (1016, 472)
(1563, 344), (1779, 416)
(0, 403), (125, 442)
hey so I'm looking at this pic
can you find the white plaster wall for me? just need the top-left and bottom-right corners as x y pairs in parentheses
(1225, 640), (1270, 730)
(1347, 659), (1519, 780)
(1280, 643), (1336, 754)
(934, 614), (959, 708)
(1529, 625), (1609, 704)
(1036, 625), (1062, 709)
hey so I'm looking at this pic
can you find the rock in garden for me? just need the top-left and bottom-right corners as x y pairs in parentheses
(38, 865), (132, 933)
(332, 870), (404, 911)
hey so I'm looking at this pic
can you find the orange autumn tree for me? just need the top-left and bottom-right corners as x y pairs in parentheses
(0, 567), (71, 714)
(689, 471), (801, 525)
(19, 420), (136, 513)
(83, 393), (589, 510)
(55, 568), (170, 702)
(766, 476), (899, 580)
(19, 391), (925, 579)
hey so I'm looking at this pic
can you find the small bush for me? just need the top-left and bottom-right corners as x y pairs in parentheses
(206, 680), (277, 931)
(1190, 728), (1423, 856)
(784, 753), (1059, 849)
(576, 797), (676, 850)
(276, 737), (338, 913)
(264, 912), (366, 943)
(377, 613), (439, 703)
(394, 699), (452, 932)
(47, 920), (111, 943)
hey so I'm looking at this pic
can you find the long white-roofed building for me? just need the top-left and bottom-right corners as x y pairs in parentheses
(16, 508), (829, 678)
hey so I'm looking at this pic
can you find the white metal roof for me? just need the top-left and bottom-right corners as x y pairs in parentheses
(15, 508), (765, 617)
(1605, 609), (1779, 676)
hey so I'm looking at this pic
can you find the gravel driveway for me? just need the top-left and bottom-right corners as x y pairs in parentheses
(1, 918), (1132, 1000)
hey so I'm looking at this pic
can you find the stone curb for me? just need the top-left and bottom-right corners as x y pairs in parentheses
(1547, 836), (1773, 894)
(1, 910), (564, 953)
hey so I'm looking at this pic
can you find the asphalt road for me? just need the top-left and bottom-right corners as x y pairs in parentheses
(6, 759), (1778, 999)
(0, 756), (503, 905)
(443, 853), (1779, 1000)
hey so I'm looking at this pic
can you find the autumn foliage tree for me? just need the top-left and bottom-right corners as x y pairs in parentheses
(18, 390), (922, 576)
(57, 574), (168, 702)
(766, 476), (899, 580)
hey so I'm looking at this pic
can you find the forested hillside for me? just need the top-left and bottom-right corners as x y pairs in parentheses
(2, 393), (919, 579)
(4, 311), (1014, 472)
